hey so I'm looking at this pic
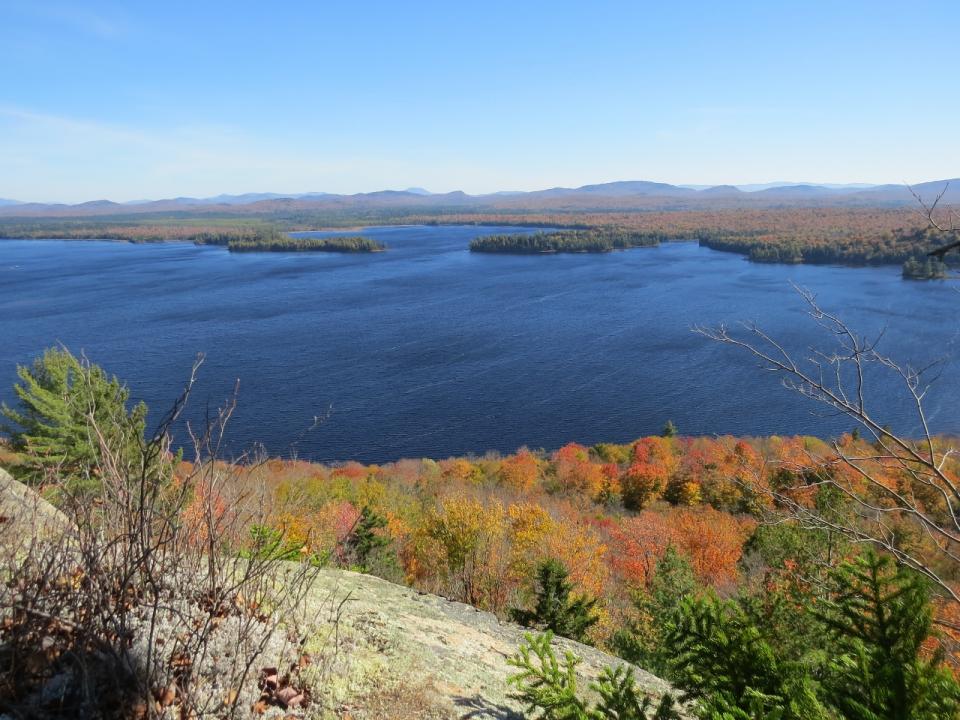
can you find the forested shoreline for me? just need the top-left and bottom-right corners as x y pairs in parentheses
(0, 223), (385, 253)
(698, 226), (958, 268)
(2, 206), (958, 276)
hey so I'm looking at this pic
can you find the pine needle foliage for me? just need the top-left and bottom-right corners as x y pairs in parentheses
(344, 505), (390, 571)
(664, 549), (960, 719)
(592, 665), (680, 720)
(512, 559), (600, 643)
(664, 594), (828, 720)
(2, 347), (148, 492)
(509, 631), (588, 720)
(815, 551), (960, 720)
(508, 632), (679, 720)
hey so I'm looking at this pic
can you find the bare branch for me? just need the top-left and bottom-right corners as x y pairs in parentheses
(698, 287), (960, 608)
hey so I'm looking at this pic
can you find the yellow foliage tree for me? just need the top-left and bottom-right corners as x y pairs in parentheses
(420, 495), (510, 610)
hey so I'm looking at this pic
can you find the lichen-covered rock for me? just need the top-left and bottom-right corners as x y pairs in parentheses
(302, 568), (685, 719)
(0, 467), (70, 543)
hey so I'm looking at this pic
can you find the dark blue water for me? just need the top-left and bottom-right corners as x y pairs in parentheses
(1, 226), (957, 463)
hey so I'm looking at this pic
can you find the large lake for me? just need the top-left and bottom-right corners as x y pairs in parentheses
(2, 225), (957, 463)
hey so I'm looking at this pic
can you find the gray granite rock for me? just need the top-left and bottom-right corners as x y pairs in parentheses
(301, 568), (688, 719)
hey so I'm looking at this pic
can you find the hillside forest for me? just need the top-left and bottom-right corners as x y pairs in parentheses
(3, 346), (960, 718)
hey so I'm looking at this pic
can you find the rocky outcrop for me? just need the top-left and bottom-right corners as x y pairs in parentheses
(304, 568), (685, 719)
(0, 467), (69, 543)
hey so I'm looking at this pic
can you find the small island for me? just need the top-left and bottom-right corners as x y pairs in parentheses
(190, 227), (384, 253)
(469, 229), (664, 254)
(225, 235), (385, 253)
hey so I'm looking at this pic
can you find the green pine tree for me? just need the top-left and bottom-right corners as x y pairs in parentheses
(512, 559), (600, 643)
(508, 632), (589, 720)
(612, 546), (698, 675)
(663, 548), (960, 720)
(2, 347), (149, 493)
(343, 505), (391, 572)
(508, 632), (679, 720)
(664, 593), (828, 720)
(815, 550), (960, 720)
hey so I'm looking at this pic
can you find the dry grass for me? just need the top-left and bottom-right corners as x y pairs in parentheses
(335, 678), (453, 720)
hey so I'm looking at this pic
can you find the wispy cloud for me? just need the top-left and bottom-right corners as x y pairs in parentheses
(0, 106), (370, 203)
(0, 106), (157, 146)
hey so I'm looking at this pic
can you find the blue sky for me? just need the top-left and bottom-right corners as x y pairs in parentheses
(2, 1), (958, 202)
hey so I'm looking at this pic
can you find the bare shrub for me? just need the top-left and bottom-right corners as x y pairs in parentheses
(0, 357), (328, 719)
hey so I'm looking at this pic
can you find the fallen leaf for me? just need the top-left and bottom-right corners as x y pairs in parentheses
(260, 667), (279, 690)
(276, 687), (299, 706)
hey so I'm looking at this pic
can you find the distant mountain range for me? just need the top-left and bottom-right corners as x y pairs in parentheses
(679, 182), (882, 192)
(0, 179), (956, 217)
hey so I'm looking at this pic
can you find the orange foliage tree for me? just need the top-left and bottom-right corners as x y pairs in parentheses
(620, 437), (679, 510)
(441, 457), (484, 485)
(498, 449), (542, 493)
(551, 443), (608, 500)
(609, 506), (754, 590)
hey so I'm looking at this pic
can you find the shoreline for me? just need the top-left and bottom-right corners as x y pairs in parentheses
(1, 227), (953, 276)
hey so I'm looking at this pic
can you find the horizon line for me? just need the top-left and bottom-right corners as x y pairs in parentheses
(3, 176), (956, 207)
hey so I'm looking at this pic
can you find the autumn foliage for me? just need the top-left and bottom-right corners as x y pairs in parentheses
(170, 430), (960, 650)
(609, 507), (754, 590)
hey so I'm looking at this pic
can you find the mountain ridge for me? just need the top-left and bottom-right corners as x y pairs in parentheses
(1, 178), (956, 217)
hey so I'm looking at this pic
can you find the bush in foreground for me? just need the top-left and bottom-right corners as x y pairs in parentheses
(0, 351), (330, 719)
